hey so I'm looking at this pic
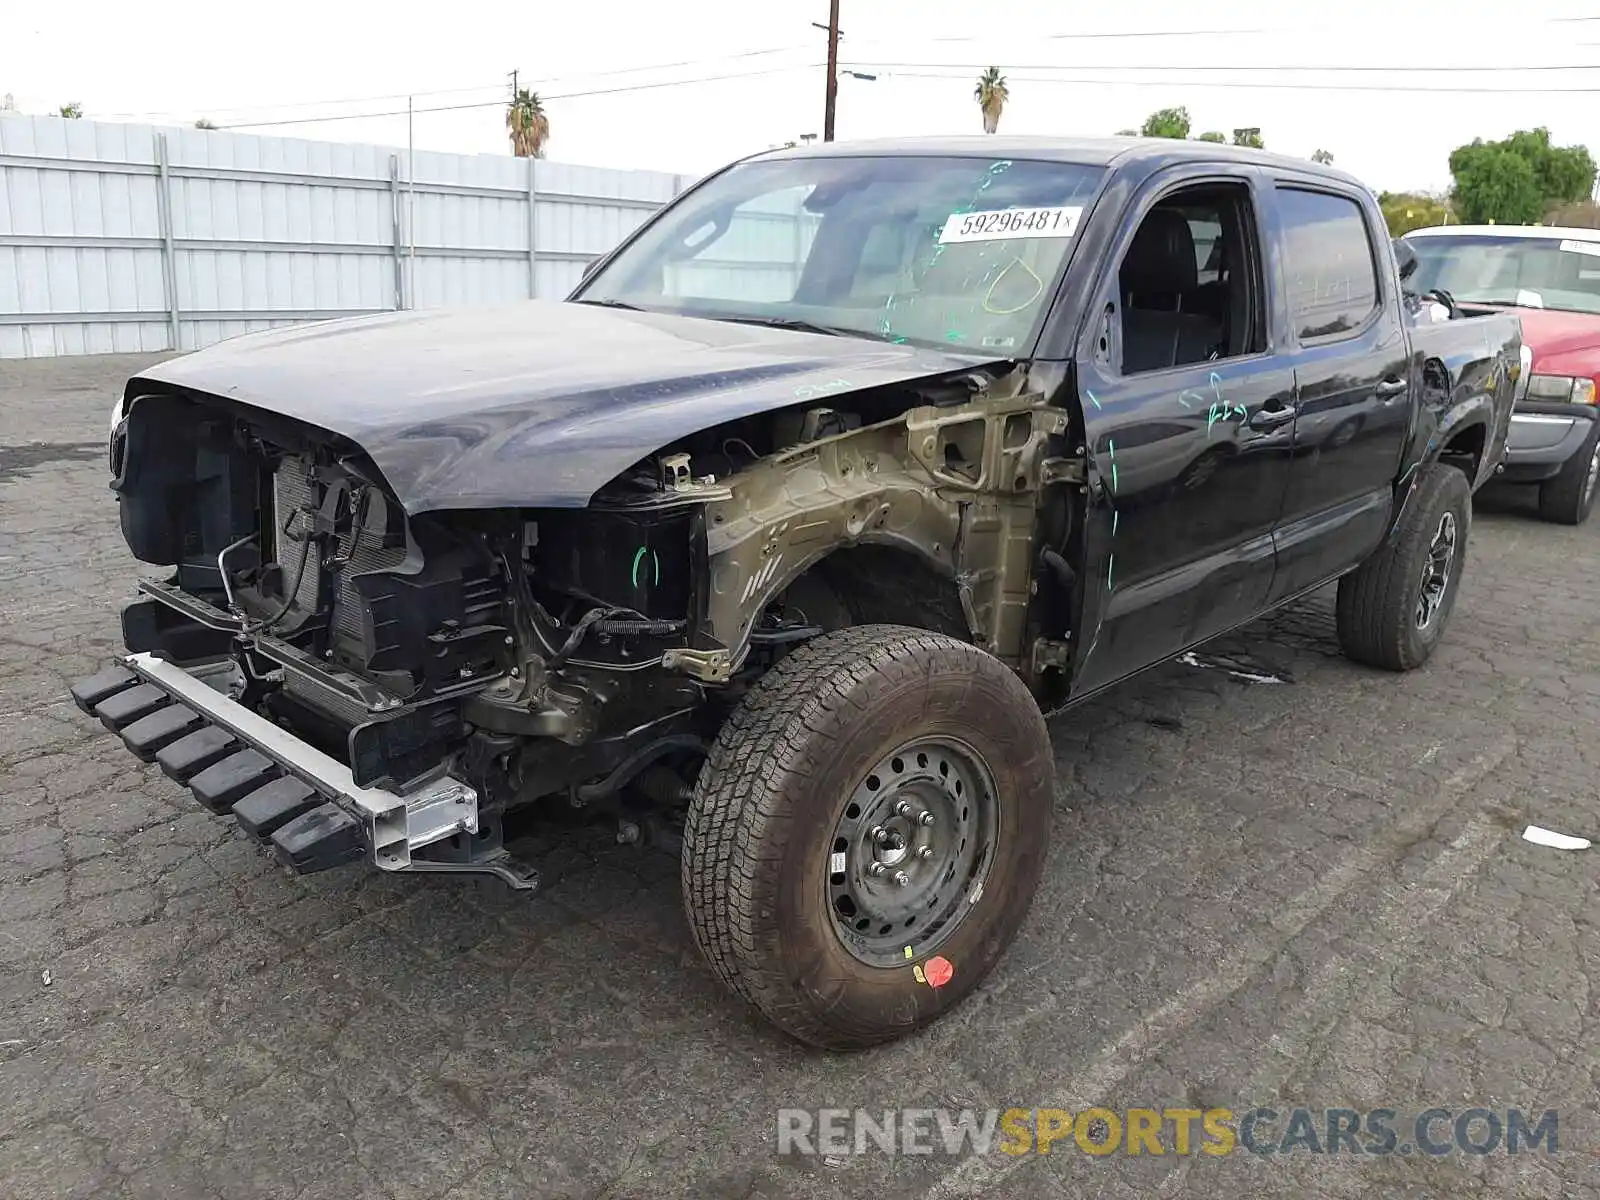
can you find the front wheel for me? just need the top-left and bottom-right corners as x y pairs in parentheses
(682, 624), (1054, 1049)
(1537, 420), (1600, 525)
(1336, 463), (1471, 672)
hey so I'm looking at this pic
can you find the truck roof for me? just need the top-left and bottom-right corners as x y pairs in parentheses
(753, 134), (1361, 184)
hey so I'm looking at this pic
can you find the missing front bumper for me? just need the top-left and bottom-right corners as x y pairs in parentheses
(70, 654), (537, 889)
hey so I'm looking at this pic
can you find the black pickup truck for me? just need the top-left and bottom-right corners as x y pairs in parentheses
(73, 136), (1521, 1049)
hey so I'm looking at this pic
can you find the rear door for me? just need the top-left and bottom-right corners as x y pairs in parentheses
(1068, 165), (1298, 696)
(1265, 181), (1411, 601)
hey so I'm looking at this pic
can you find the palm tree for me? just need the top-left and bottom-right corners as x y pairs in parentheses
(974, 68), (1008, 135)
(505, 88), (550, 158)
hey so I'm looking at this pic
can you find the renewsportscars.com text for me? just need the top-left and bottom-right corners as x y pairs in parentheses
(776, 1106), (1559, 1158)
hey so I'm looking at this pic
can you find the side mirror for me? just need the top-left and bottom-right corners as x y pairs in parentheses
(1393, 237), (1419, 283)
(581, 257), (601, 282)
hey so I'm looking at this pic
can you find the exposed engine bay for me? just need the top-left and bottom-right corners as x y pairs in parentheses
(101, 354), (1080, 881)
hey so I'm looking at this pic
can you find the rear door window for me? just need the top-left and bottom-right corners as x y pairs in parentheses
(1276, 188), (1381, 341)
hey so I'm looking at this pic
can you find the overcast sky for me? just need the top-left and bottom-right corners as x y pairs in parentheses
(4, 1), (1597, 194)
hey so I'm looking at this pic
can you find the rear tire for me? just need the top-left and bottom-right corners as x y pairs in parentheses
(681, 624), (1054, 1049)
(1537, 420), (1600, 525)
(1336, 463), (1470, 672)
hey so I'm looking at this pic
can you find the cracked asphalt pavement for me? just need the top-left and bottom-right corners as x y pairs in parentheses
(1, 353), (1597, 1199)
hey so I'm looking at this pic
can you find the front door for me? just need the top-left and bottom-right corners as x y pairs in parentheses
(1070, 171), (1297, 696)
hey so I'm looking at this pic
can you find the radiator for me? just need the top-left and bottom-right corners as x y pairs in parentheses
(272, 457), (408, 722)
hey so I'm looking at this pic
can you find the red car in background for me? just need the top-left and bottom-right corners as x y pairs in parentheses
(1405, 224), (1600, 524)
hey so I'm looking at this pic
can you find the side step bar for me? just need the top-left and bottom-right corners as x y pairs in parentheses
(71, 656), (537, 890)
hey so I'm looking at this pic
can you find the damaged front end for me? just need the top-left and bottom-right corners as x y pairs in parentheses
(76, 346), (1081, 889)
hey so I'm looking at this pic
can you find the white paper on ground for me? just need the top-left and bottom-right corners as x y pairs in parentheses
(1521, 825), (1592, 851)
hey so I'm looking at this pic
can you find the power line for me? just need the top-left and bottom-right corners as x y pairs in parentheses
(874, 70), (1600, 94)
(215, 63), (825, 129)
(103, 45), (818, 121)
(844, 61), (1600, 75)
(101, 84), (508, 122)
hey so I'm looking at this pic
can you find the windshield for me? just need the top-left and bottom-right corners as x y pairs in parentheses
(1406, 233), (1600, 315)
(576, 154), (1106, 354)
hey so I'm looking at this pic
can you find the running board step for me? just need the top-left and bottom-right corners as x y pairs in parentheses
(94, 683), (171, 732)
(233, 777), (321, 840)
(121, 704), (205, 761)
(156, 726), (240, 784)
(271, 803), (365, 874)
(70, 665), (140, 716)
(190, 749), (279, 814)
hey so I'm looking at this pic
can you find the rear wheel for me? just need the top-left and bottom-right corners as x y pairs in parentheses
(1336, 463), (1471, 672)
(1537, 420), (1600, 525)
(681, 624), (1054, 1049)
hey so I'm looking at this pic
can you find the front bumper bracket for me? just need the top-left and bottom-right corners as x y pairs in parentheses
(71, 653), (538, 890)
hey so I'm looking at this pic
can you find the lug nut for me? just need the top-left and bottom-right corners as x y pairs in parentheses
(917, 846), (934, 860)
(918, 810), (935, 826)
(892, 871), (910, 888)
(868, 862), (890, 878)
(894, 800), (915, 817)
(868, 825), (888, 843)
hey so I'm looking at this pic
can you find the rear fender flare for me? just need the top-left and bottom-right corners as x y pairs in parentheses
(1386, 402), (1492, 544)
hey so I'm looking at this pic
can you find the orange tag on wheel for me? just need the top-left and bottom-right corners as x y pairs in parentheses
(923, 956), (954, 989)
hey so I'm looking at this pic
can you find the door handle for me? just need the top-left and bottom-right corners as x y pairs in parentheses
(1247, 403), (1296, 431)
(1375, 377), (1408, 398)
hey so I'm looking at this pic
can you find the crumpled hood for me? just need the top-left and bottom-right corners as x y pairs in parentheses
(127, 299), (1003, 513)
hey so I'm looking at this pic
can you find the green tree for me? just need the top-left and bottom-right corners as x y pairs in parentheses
(505, 87), (549, 158)
(1449, 143), (1544, 225)
(1196, 130), (1226, 143)
(1311, 149), (1334, 165)
(1449, 128), (1596, 224)
(1499, 128), (1595, 205)
(1231, 127), (1264, 149)
(1378, 191), (1453, 236)
(1141, 106), (1191, 139)
(58, 102), (82, 118)
(975, 67), (1009, 134)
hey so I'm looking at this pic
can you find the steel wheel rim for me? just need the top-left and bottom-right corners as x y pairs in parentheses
(825, 736), (1000, 968)
(1414, 509), (1458, 631)
(1584, 443), (1600, 506)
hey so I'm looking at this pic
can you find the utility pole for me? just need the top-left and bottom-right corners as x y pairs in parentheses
(817, 0), (841, 141)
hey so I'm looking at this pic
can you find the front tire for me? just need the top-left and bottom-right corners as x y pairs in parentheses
(1537, 420), (1600, 525)
(1336, 463), (1471, 672)
(682, 624), (1054, 1049)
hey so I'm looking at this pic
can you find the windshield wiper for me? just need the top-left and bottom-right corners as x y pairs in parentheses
(573, 298), (646, 311)
(716, 315), (895, 342)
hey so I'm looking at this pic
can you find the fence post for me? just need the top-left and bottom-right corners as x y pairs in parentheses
(154, 133), (181, 350)
(389, 155), (404, 310)
(526, 157), (538, 300)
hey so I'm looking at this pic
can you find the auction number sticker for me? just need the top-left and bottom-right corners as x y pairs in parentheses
(1559, 239), (1600, 258)
(938, 205), (1082, 244)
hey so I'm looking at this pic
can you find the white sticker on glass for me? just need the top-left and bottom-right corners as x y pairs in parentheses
(1558, 239), (1600, 258)
(938, 205), (1083, 244)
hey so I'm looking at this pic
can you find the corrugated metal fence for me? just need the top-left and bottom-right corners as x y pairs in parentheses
(0, 114), (687, 358)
